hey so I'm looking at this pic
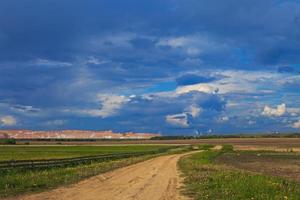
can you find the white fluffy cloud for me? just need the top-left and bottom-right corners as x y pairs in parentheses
(165, 105), (202, 127)
(63, 94), (130, 118)
(218, 116), (229, 123)
(165, 113), (189, 127)
(0, 116), (17, 126)
(85, 56), (110, 65)
(175, 70), (279, 95)
(185, 105), (202, 118)
(95, 94), (130, 118)
(262, 103), (286, 117)
(292, 119), (300, 128)
(33, 59), (72, 67)
(157, 35), (227, 56)
(287, 107), (300, 116)
(157, 36), (201, 56)
(176, 84), (217, 94)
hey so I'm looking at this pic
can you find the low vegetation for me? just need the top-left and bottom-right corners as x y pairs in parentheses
(151, 133), (300, 140)
(179, 145), (300, 200)
(197, 144), (215, 150)
(0, 145), (189, 198)
(216, 151), (300, 182)
(0, 139), (16, 145)
(0, 145), (173, 161)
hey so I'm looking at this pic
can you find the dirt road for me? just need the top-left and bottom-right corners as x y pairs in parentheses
(13, 153), (192, 200)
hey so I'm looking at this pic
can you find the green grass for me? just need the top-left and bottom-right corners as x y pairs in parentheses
(0, 145), (172, 161)
(179, 146), (300, 200)
(0, 139), (16, 145)
(198, 144), (215, 150)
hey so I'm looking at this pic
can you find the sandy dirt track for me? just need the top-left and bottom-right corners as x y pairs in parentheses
(12, 153), (193, 200)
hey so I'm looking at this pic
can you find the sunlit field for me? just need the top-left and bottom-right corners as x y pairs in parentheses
(0, 145), (173, 161)
(0, 145), (187, 198)
(179, 145), (300, 200)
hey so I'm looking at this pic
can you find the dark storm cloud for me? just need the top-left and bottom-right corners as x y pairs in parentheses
(0, 0), (170, 61)
(1, 0), (300, 133)
(277, 66), (299, 74)
(1, 0), (299, 65)
(176, 74), (217, 86)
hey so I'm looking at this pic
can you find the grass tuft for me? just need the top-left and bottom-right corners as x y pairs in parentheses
(198, 144), (215, 150)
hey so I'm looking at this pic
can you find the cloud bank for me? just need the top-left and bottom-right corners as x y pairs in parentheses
(0, 0), (300, 134)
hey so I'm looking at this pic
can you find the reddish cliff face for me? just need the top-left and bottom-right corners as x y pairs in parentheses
(0, 130), (159, 139)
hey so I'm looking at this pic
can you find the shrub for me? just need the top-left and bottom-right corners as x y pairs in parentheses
(0, 139), (16, 145)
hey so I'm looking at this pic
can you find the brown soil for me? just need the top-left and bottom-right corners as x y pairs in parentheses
(9, 153), (194, 200)
(233, 145), (300, 152)
(217, 152), (300, 182)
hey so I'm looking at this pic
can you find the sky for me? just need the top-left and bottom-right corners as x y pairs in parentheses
(0, 0), (300, 135)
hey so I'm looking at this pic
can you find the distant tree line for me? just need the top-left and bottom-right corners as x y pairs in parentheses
(0, 138), (16, 145)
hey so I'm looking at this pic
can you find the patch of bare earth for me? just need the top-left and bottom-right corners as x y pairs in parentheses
(234, 145), (300, 153)
(217, 153), (300, 182)
(8, 153), (194, 200)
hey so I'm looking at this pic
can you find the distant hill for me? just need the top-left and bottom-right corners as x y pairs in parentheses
(0, 132), (9, 139)
(0, 130), (160, 140)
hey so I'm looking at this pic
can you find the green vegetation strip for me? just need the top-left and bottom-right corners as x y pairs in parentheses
(0, 145), (174, 161)
(179, 145), (300, 200)
(0, 145), (191, 198)
(151, 133), (300, 140)
(0, 147), (174, 170)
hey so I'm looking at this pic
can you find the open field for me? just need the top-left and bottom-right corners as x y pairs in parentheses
(216, 151), (300, 182)
(0, 145), (187, 198)
(179, 146), (300, 200)
(0, 145), (174, 161)
(1, 140), (300, 199)
(15, 138), (300, 151)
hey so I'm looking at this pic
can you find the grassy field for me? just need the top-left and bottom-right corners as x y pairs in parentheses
(0, 145), (173, 161)
(179, 145), (300, 200)
(17, 138), (300, 153)
(216, 151), (300, 182)
(0, 145), (188, 198)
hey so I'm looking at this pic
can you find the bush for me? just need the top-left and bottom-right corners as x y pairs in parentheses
(221, 145), (233, 152)
(0, 139), (16, 145)
(199, 144), (215, 150)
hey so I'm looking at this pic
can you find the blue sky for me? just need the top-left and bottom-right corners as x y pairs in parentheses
(1, 0), (300, 135)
